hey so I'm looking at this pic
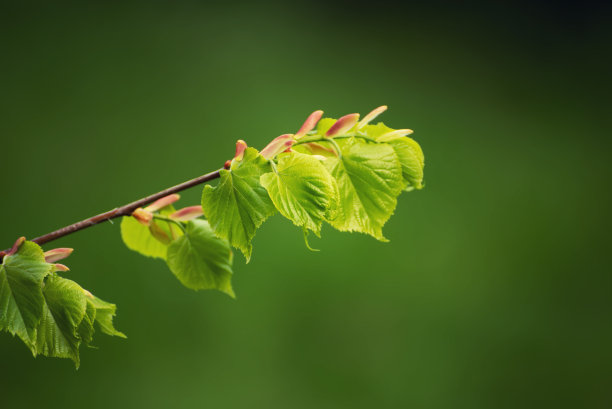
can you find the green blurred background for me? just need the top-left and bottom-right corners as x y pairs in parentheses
(1, 1), (610, 407)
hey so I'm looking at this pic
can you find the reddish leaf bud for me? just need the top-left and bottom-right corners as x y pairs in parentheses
(303, 142), (337, 156)
(53, 263), (70, 272)
(235, 140), (248, 161)
(224, 160), (231, 169)
(356, 105), (387, 129)
(7, 237), (26, 256)
(295, 110), (324, 139)
(132, 208), (153, 226)
(261, 134), (294, 159)
(145, 194), (181, 212)
(44, 248), (74, 263)
(170, 205), (204, 221)
(377, 129), (414, 142)
(325, 113), (360, 137)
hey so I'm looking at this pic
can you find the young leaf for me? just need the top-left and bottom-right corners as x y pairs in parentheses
(0, 241), (52, 348)
(324, 138), (404, 241)
(35, 275), (87, 367)
(120, 205), (182, 259)
(315, 118), (338, 136)
(387, 137), (425, 190)
(361, 123), (424, 190)
(89, 295), (126, 338)
(77, 297), (96, 347)
(166, 219), (234, 297)
(260, 152), (338, 236)
(201, 147), (277, 261)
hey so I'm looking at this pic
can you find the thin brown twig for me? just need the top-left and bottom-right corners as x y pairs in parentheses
(0, 169), (222, 259)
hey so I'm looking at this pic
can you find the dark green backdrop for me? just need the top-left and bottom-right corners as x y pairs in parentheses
(1, 1), (610, 408)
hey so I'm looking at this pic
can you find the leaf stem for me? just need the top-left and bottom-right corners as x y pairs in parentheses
(328, 138), (343, 159)
(153, 215), (187, 234)
(1, 168), (222, 258)
(294, 134), (378, 146)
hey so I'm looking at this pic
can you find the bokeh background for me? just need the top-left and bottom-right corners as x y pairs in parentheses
(1, 1), (610, 408)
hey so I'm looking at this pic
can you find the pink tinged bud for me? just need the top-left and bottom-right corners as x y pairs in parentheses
(44, 248), (74, 263)
(295, 110), (324, 139)
(170, 205), (204, 221)
(356, 105), (388, 129)
(261, 134), (295, 159)
(325, 113), (360, 137)
(234, 140), (247, 161)
(132, 208), (153, 226)
(145, 194), (181, 212)
(304, 142), (337, 156)
(282, 140), (294, 153)
(377, 129), (414, 142)
(7, 237), (26, 256)
(224, 160), (231, 169)
(53, 263), (70, 272)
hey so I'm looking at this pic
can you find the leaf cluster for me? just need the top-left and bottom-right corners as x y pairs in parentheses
(0, 240), (124, 367)
(1, 106), (424, 366)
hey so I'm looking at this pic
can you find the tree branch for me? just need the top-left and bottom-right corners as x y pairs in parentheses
(0, 168), (222, 259)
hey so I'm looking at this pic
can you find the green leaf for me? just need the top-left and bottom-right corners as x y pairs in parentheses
(388, 137), (425, 190)
(315, 118), (337, 135)
(120, 205), (181, 260)
(35, 275), (87, 367)
(323, 138), (404, 241)
(77, 298), (96, 347)
(166, 219), (234, 297)
(89, 295), (126, 338)
(202, 147), (277, 261)
(260, 152), (338, 236)
(0, 241), (52, 348)
(359, 122), (394, 139)
(361, 122), (425, 190)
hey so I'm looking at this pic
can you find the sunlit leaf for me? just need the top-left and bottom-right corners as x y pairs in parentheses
(260, 152), (338, 236)
(120, 205), (181, 259)
(324, 138), (404, 241)
(166, 219), (234, 297)
(201, 147), (276, 261)
(0, 241), (52, 348)
(35, 275), (87, 367)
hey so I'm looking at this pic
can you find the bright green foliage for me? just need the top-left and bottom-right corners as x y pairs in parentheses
(2, 106), (425, 367)
(120, 196), (235, 295)
(78, 297), (97, 346)
(35, 275), (87, 366)
(34, 277), (125, 367)
(362, 122), (425, 190)
(167, 219), (234, 297)
(388, 137), (425, 190)
(120, 205), (181, 259)
(260, 152), (338, 236)
(202, 147), (277, 261)
(89, 295), (126, 338)
(324, 138), (404, 241)
(0, 240), (124, 367)
(315, 117), (337, 135)
(0, 241), (52, 348)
